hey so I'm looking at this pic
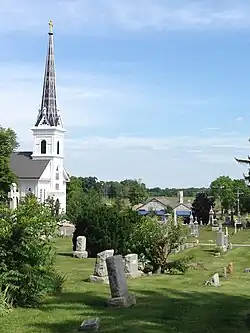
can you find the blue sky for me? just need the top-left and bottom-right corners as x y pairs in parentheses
(1, 0), (250, 188)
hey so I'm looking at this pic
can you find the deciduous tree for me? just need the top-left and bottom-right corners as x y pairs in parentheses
(0, 126), (19, 202)
(192, 192), (215, 224)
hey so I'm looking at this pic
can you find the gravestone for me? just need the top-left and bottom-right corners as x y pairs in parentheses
(79, 318), (100, 331)
(244, 268), (250, 273)
(226, 262), (233, 274)
(224, 234), (229, 249)
(73, 236), (88, 259)
(211, 273), (220, 286)
(216, 231), (224, 247)
(89, 249), (114, 284)
(106, 255), (136, 308)
(190, 222), (195, 236)
(124, 254), (143, 278)
(193, 220), (199, 237)
(58, 221), (75, 237)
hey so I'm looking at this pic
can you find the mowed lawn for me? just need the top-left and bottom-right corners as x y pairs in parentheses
(188, 225), (250, 244)
(1, 238), (250, 332)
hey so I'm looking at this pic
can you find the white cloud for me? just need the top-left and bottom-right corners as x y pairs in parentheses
(65, 135), (250, 151)
(200, 127), (219, 132)
(236, 116), (244, 121)
(64, 136), (247, 188)
(0, 62), (130, 142)
(1, 0), (250, 34)
(0, 58), (247, 187)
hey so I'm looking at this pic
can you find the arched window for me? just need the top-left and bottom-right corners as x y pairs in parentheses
(41, 140), (47, 154)
(57, 141), (60, 155)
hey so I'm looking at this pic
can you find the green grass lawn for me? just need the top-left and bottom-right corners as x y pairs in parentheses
(2, 237), (250, 332)
(188, 225), (250, 244)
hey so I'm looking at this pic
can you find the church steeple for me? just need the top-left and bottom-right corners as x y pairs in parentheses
(35, 20), (63, 127)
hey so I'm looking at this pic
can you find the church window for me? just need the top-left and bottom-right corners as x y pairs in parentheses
(44, 189), (46, 202)
(56, 166), (59, 180)
(57, 141), (60, 155)
(40, 189), (42, 201)
(55, 184), (59, 191)
(41, 140), (47, 154)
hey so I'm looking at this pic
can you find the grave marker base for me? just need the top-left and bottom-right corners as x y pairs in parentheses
(107, 293), (136, 308)
(73, 251), (88, 259)
(89, 275), (109, 284)
(125, 271), (144, 278)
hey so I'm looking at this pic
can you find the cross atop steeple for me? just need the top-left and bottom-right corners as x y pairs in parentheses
(48, 20), (53, 34)
(35, 21), (63, 127)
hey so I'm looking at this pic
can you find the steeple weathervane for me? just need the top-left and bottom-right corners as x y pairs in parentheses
(35, 21), (63, 128)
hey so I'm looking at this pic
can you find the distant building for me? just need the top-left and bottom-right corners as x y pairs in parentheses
(134, 190), (192, 224)
(10, 21), (70, 213)
(135, 197), (172, 220)
(173, 190), (192, 224)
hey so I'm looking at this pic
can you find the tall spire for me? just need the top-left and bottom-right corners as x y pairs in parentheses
(35, 20), (63, 127)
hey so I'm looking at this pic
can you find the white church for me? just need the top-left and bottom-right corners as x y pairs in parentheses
(10, 21), (69, 212)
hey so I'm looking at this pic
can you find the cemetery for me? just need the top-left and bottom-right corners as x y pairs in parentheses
(2, 222), (250, 332)
(2, 13), (250, 333)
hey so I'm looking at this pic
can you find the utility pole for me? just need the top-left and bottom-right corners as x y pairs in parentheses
(236, 189), (242, 221)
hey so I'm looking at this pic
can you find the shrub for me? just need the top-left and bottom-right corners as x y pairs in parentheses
(164, 256), (194, 274)
(0, 195), (64, 307)
(128, 217), (188, 273)
(73, 204), (142, 257)
(0, 284), (12, 317)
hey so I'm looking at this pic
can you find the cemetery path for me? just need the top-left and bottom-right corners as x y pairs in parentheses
(186, 242), (250, 247)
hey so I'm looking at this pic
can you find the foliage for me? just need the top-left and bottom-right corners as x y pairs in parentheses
(73, 204), (142, 257)
(0, 284), (12, 317)
(164, 256), (193, 274)
(210, 176), (235, 213)
(66, 177), (148, 212)
(120, 179), (148, 206)
(0, 126), (19, 202)
(209, 176), (250, 215)
(0, 195), (64, 307)
(128, 217), (188, 273)
(148, 187), (207, 197)
(67, 188), (102, 224)
(192, 192), (215, 224)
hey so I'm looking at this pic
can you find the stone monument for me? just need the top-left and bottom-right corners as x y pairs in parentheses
(106, 255), (136, 308)
(89, 249), (114, 284)
(73, 236), (88, 259)
(124, 254), (143, 278)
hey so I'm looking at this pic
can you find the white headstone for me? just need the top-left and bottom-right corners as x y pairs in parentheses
(73, 236), (88, 259)
(124, 254), (143, 278)
(216, 231), (224, 247)
(211, 273), (220, 287)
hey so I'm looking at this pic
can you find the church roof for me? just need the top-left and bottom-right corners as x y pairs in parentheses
(10, 152), (49, 179)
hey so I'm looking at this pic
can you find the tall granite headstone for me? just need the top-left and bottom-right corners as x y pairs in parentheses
(106, 255), (136, 307)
